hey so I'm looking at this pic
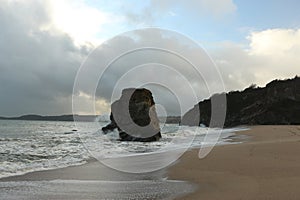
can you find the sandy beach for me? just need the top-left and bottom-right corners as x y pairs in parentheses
(169, 125), (300, 200)
(1, 125), (300, 199)
(0, 160), (196, 199)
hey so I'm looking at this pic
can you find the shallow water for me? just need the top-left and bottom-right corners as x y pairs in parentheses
(0, 119), (245, 178)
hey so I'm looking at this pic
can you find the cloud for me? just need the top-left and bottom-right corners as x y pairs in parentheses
(248, 29), (300, 56)
(213, 28), (300, 91)
(0, 0), (90, 116)
(1, 1), (299, 117)
(73, 28), (223, 116)
(48, 0), (121, 46)
(1, 1), (213, 116)
(125, 0), (237, 25)
(151, 0), (237, 16)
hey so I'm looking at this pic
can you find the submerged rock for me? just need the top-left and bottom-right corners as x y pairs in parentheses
(102, 88), (161, 142)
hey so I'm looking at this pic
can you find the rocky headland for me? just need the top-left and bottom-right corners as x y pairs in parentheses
(182, 76), (300, 127)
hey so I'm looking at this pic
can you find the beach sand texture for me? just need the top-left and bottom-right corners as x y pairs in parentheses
(169, 126), (300, 200)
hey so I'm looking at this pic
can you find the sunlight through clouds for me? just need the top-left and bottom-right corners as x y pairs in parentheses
(48, 0), (122, 46)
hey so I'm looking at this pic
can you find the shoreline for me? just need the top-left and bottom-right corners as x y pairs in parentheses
(168, 125), (300, 200)
(1, 125), (299, 199)
(0, 127), (246, 182)
(0, 157), (196, 199)
(0, 126), (245, 199)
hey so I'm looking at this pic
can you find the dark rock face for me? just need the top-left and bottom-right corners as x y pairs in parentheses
(182, 76), (300, 127)
(102, 88), (161, 142)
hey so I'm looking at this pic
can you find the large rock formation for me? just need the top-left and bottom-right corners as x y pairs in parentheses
(182, 76), (300, 127)
(102, 88), (162, 142)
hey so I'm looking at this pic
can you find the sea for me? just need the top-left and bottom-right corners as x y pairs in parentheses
(0, 119), (246, 179)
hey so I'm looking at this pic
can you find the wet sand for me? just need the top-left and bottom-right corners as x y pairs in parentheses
(1, 126), (299, 199)
(169, 126), (300, 200)
(0, 152), (196, 199)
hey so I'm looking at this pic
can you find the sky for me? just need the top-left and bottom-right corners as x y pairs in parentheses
(1, 0), (300, 116)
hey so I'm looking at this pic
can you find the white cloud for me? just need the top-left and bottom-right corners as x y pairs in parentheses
(248, 29), (300, 56)
(213, 28), (300, 90)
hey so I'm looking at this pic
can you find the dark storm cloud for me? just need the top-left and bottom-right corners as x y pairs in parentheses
(0, 0), (90, 116)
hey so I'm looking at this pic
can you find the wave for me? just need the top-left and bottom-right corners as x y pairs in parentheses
(0, 120), (247, 178)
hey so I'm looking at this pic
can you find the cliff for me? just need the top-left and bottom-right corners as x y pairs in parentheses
(182, 76), (300, 127)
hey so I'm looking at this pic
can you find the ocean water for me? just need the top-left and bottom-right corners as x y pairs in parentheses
(0, 120), (245, 178)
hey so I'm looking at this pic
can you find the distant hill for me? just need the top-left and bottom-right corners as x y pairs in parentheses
(0, 114), (98, 122)
(182, 76), (300, 127)
(0, 114), (181, 124)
